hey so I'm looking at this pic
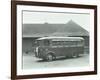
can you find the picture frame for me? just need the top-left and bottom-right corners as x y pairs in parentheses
(11, 0), (97, 80)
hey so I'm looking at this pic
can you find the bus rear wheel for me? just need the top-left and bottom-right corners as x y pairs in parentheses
(73, 53), (79, 58)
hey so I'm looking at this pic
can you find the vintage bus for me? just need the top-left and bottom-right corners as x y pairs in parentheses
(34, 37), (84, 61)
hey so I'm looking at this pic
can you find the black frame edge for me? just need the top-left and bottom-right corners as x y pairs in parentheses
(11, 1), (97, 80)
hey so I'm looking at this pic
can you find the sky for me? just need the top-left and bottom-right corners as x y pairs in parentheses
(23, 11), (90, 31)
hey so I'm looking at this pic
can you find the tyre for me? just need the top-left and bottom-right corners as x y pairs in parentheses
(72, 53), (79, 58)
(46, 54), (54, 61)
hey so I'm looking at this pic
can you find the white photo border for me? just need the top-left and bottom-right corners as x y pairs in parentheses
(17, 5), (95, 75)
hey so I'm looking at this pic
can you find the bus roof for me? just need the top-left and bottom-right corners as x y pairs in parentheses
(37, 37), (84, 41)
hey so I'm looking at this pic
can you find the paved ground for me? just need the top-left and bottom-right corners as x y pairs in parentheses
(22, 52), (89, 69)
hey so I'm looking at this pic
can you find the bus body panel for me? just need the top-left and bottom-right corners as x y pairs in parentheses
(35, 46), (84, 59)
(34, 37), (84, 60)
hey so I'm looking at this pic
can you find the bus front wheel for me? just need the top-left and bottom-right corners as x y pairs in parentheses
(46, 54), (54, 61)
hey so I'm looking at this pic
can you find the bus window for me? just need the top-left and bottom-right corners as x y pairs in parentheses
(64, 41), (77, 46)
(44, 40), (50, 46)
(52, 41), (62, 46)
(52, 41), (57, 46)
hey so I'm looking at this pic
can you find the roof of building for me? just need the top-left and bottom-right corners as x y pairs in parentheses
(23, 20), (89, 38)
